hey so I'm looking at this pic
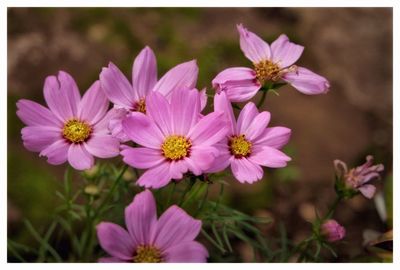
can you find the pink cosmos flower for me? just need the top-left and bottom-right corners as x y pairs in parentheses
(100, 46), (198, 141)
(206, 91), (291, 183)
(120, 87), (227, 189)
(212, 24), (330, 102)
(320, 219), (346, 243)
(334, 155), (384, 199)
(97, 190), (208, 263)
(16, 71), (120, 170)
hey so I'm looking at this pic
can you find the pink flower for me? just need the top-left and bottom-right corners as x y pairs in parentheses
(320, 219), (346, 242)
(97, 190), (208, 263)
(212, 24), (330, 102)
(206, 92), (291, 183)
(100, 46), (198, 141)
(120, 88), (227, 189)
(334, 155), (384, 199)
(16, 71), (120, 170)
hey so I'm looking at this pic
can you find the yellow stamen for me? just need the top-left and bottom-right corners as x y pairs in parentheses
(253, 60), (282, 83)
(62, 119), (92, 143)
(133, 98), (146, 113)
(229, 134), (252, 158)
(133, 245), (163, 263)
(161, 135), (192, 161)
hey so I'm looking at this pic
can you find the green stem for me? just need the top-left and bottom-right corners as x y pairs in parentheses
(324, 196), (342, 220)
(166, 182), (177, 208)
(256, 89), (268, 108)
(178, 177), (196, 206)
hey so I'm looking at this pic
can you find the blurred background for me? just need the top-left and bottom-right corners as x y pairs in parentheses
(8, 8), (392, 262)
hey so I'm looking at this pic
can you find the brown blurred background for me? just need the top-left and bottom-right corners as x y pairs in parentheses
(7, 8), (392, 262)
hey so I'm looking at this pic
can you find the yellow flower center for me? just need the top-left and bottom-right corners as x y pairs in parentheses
(229, 134), (252, 158)
(133, 98), (146, 113)
(254, 60), (282, 83)
(161, 135), (192, 161)
(133, 245), (163, 263)
(62, 119), (92, 143)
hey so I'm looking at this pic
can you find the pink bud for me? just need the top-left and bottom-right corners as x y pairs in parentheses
(321, 219), (346, 242)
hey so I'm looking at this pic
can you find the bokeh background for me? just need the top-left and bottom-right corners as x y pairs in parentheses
(8, 8), (393, 262)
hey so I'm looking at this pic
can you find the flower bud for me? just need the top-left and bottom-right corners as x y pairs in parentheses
(321, 219), (346, 242)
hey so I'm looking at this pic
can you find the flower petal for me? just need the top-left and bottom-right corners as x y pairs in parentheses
(39, 139), (69, 165)
(236, 102), (258, 134)
(237, 24), (271, 63)
(199, 88), (208, 111)
(67, 143), (94, 170)
(136, 162), (172, 189)
(169, 160), (189, 180)
(93, 107), (127, 135)
(170, 88), (201, 135)
(121, 146), (164, 169)
(249, 146), (291, 168)
(152, 60), (198, 98)
(271, 34), (304, 68)
(163, 241), (208, 262)
(152, 205), (201, 250)
(85, 135), (120, 158)
(214, 91), (236, 135)
(132, 46), (157, 98)
(204, 143), (231, 173)
(243, 111), (271, 140)
(358, 184), (376, 199)
(21, 126), (61, 152)
(253, 127), (291, 149)
(78, 81), (109, 125)
(185, 146), (219, 175)
(125, 190), (157, 246)
(188, 111), (227, 146)
(96, 222), (135, 261)
(283, 66), (330, 95)
(16, 99), (62, 127)
(231, 157), (263, 184)
(146, 91), (173, 136)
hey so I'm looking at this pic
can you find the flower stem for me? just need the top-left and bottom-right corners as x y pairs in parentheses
(324, 195), (342, 220)
(256, 89), (268, 108)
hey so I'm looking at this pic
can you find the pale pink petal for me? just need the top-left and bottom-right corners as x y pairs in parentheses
(163, 241), (208, 262)
(270, 34), (304, 68)
(93, 107), (127, 135)
(78, 81), (109, 125)
(358, 184), (376, 199)
(39, 139), (69, 165)
(253, 127), (291, 149)
(199, 88), (208, 111)
(96, 222), (135, 261)
(283, 67), (330, 95)
(84, 135), (120, 158)
(125, 190), (157, 246)
(188, 111), (227, 146)
(67, 143), (94, 170)
(16, 99), (62, 127)
(170, 88), (201, 135)
(146, 91), (173, 136)
(214, 91), (236, 135)
(231, 158), (263, 184)
(21, 126), (61, 152)
(169, 161), (189, 180)
(98, 257), (126, 263)
(237, 24), (271, 63)
(121, 146), (164, 169)
(236, 102), (258, 134)
(152, 60), (198, 98)
(100, 62), (136, 108)
(204, 143), (231, 173)
(243, 111), (271, 140)
(136, 162), (172, 189)
(333, 159), (348, 178)
(122, 112), (164, 149)
(132, 46), (157, 98)
(249, 146), (291, 168)
(185, 146), (219, 175)
(152, 205), (201, 250)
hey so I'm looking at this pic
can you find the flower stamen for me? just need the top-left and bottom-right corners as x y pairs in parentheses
(254, 60), (298, 84)
(133, 245), (163, 263)
(62, 119), (92, 143)
(161, 135), (192, 161)
(133, 98), (146, 114)
(229, 134), (252, 158)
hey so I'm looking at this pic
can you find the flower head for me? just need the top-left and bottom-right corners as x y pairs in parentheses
(212, 24), (330, 102)
(120, 87), (227, 189)
(320, 219), (346, 243)
(334, 155), (384, 199)
(205, 92), (291, 183)
(100, 46), (199, 141)
(16, 71), (120, 170)
(97, 190), (208, 263)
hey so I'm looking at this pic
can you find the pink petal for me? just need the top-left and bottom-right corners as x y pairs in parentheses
(98, 257), (126, 263)
(170, 88), (201, 135)
(93, 107), (127, 135)
(132, 46), (157, 98)
(236, 102), (258, 134)
(253, 127), (291, 149)
(169, 160), (189, 180)
(136, 162), (172, 189)
(214, 91), (236, 134)
(163, 241), (208, 262)
(96, 222), (135, 261)
(146, 91), (173, 136)
(152, 60), (198, 98)
(21, 126), (61, 152)
(270, 34), (304, 68)
(199, 88), (208, 111)
(204, 143), (231, 173)
(283, 66), (330, 95)
(85, 135), (120, 158)
(188, 111), (227, 146)
(152, 205), (201, 250)
(16, 99), (62, 127)
(100, 62), (136, 108)
(125, 190), (157, 246)
(237, 24), (271, 63)
(249, 146), (291, 168)
(231, 158), (263, 184)
(185, 146), (219, 175)
(212, 67), (260, 103)
(39, 139), (69, 165)
(121, 112), (164, 149)
(67, 143), (94, 170)
(243, 111), (271, 140)
(121, 146), (164, 169)
(358, 184), (376, 199)
(78, 81), (109, 125)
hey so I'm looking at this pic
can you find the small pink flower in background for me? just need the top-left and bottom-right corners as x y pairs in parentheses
(100, 46), (198, 141)
(120, 87), (227, 189)
(320, 219), (346, 243)
(16, 71), (120, 170)
(334, 155), (384, 199)
(97, 190), (208, 263)
(212, 24), (330, 102)
(206, 92), (291, 183)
